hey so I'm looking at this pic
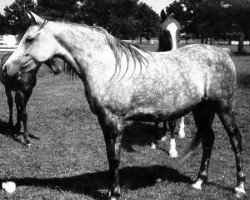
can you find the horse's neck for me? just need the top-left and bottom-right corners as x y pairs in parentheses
(51, 22), (113, 79)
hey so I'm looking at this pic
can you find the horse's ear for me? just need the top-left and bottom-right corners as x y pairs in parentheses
(26, 10), (44, 25)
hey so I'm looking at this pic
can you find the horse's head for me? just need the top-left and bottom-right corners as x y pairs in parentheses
(1, 52), (61, 78)
(2, 12), (60, 77)
(159, 17), (181, 51)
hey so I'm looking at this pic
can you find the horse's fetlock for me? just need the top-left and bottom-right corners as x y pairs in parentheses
(113, 186), (121, 195)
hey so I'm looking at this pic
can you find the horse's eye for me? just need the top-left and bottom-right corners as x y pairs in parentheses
(25, 37), (34, 43)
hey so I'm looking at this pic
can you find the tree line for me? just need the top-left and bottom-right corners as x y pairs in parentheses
(162, 0), (250, 53)
(0, 0), (160, 42)
(0, 0), (249, 53)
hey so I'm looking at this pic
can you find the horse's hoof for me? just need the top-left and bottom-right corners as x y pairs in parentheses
(192, 179), (203, 190)
(235, 187), (247, 199)
(26, 143), (31, 148)
(235, 191), (247, 199)
(107, 190), (120, 200)
(150, 143), (156, 150)
(110, 197), (119, 200)
(169, 150), (178, 158)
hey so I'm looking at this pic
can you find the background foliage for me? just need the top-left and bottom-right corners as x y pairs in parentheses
(0, 0), (249, 51)
(164, 0), (250, 52)
(0, 0), (160, 41)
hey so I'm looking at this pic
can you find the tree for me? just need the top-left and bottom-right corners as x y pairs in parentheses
(3, 0), (160, 40)
(36, 0), (82, 22)
(0, 14), (10, 34)
(4, 0), (36, 34)
(227, 0), (250, 53)
(166, 0), (250, 52)
(80, 0), (160, 40)
(136, 2), (160, 42)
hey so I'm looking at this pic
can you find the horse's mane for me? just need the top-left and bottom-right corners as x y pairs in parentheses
(104, 33), (149, 82)
(51, 21), (150, 82)
(84, 25), (150, 82)
(36, 18), (150, 82)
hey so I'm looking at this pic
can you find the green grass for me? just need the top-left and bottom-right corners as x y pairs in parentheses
(0, 44), (249, 199)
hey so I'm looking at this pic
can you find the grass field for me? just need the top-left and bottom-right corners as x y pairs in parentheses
(0, 44), (249, 199)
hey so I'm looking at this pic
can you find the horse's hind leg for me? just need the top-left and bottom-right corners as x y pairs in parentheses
(98, 114), (124, 200)
(192, 107), (215, 190)
(151, 122), (160, 149)
(217, 111), (246, 198)
(178, 117), (185, 138)
(168, 120), (178, 158)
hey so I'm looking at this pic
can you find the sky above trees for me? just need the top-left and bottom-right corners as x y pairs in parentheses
(139, 0), (174, 14)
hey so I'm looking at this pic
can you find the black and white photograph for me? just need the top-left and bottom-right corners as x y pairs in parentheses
(0, 0), (249, 199)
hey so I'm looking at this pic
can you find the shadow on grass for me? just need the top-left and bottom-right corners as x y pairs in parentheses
(122, 119), (190, 152)
(0, 119), (20, 142)
(0, 119), (39, 145)
(237, 74), (250, 89)
(122, 121), (158, 152)
(2, 165), (192, 199)
(232, 51), (250, 56)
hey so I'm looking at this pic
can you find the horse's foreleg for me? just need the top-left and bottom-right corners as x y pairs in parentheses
(15, 90), (31, 146)
(14, 91), (22, 133)
(5, 88), (13, 126)
(22, 91), (32, 147)
(98, 115), (124, 200)
(192, 109), (215, 190)
(218, 111), (246, 198)
(178, 117), (185, 138)
(168, 120), (178, 158)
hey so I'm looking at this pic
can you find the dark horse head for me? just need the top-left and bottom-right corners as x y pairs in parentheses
(158, 17), (181, 51)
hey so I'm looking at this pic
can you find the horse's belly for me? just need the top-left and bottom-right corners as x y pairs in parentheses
(125, 104), (194, 122)
(125, 91), (202, 121)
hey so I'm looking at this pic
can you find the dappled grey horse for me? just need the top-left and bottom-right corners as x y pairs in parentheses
(0, 52), (60, 146)
(2, 12), (246, 199)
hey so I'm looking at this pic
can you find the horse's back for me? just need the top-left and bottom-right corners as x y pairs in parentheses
(127, 44), (236, 118)
(155, 44), (236, 90)
(164, 44), (236, 108)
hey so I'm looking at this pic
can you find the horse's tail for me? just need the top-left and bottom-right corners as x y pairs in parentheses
(179, 130), (201, 163)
